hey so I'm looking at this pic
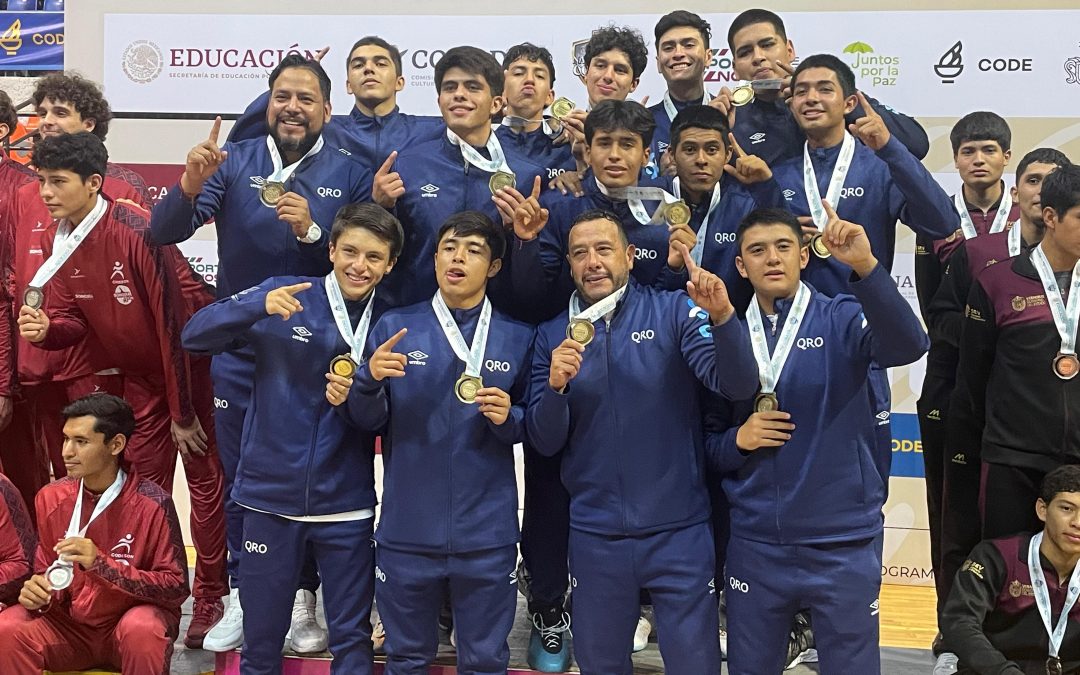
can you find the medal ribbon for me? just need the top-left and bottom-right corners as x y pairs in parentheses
(745, 282), (811, 394)
(568, 284), (628, 323)
(446, 127), (511, 174)
(594, 176), (679, 225)
(432, 292), (492, 378)
(803, 132), (856, 231)
(265, 134), (325, 184)
(954, 189), (1013, 240)
(673, 177), (723, 265)
(499, 117), (561, 140)
(1028, 531), (1080, 662)
(1031, 244), (1080, 355)
(1008, 220), (1022, 257)
(66, 468), (127, 540)
(29, 195), (109, 289)
(662, 90), (711, 124)
(324, 273), (374, 365)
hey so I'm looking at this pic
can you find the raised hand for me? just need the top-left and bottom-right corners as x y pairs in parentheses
(723, 133), (773, 185)
(848, 91), (891, 151)
(369, 328), (408, 382)
(819, 200), (877, 276)
(265, 282), (312, 320)
(373, 151), (404, 209)
(180, 116), (228, 196)
(707, 86), (737, 128)
(777, 60), (796, 101)
(511, 176), (549, 241)
(548, 338), (585, 392)
(675, 240), (734, 325)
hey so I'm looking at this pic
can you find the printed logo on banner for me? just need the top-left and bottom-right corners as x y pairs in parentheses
(1, 19), (21, 55)
(890, 412), (924, 478)
(935, 40), (964, 84)
(1066, 56), (1080, 85)
(122, 40), (164, 84)
(571, 38), (590, 79)
(934, 40), (1033, 83)
(843, 41), (901, 87)
(703, 47), (738, 83)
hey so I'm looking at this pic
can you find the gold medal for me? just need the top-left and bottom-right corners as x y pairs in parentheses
(489, 171), (516, 195)
(550, 97), (575, 120)
(664, 201), (691, 227)
(730, 84), (755, 107)
(810, 234), (831, 259)
(330, 355), (357, 379)
(259, 181), (286, 207)
(754, 392), (779, 413)
(23, 286), (44, 310)
(566, 319), (595, 346)
(454, 373), (483, 404)
(1053, 352), (1079, 380)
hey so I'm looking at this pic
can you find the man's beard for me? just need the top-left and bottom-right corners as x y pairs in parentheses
(271, 120), (319, 158)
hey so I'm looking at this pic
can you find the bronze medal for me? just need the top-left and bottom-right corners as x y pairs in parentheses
(665, 201), (691, 227)
(566, 319), (595, 346)
(730, 84), (755, 107)
(454, 373), (483, 404)
(550, 97), (575, 120)
(259, 180), (286, 207)
(330, 355), (357, 379)
(1053, 352), (1079, 380)
(23, 286), (44, 310)
(810, 234), (831, 259)
(1047, 656), (1062, 675)
(489, 171), (516, 195)
(754, 392), (779, 413)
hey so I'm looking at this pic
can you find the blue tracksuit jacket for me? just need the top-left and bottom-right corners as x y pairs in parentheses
(527, 281), (758, 536)
(646, 92), (712, 179)
(495, 124), (576, 181)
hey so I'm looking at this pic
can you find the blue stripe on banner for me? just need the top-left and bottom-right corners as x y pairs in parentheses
(890, 412), (924, 478)
(0, 12), (63, 71)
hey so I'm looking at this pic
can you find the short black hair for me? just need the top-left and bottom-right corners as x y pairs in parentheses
(1016, 148), (1070, 183)
(330, 202), (405, 260)
(1041, 163), (1080, 217)
(670, 105), (731, 150)
(0, 90), (17, 142)
(436, 210), (506, 261)
(654, 10), (712, 48)
(269, 54), (332, 102)
(792, 54), (857, 99)
(62, 394), (136, 445)
(435, 46), (505, 97)
(348, 36), (403, 78)
(1040, 464), (1080, 505)
(584, 25), (649, 81)
(584, 99), (656, 147)
(33, 131), (108, 181)
(735, 207), (803, 253)
(33, 73), (112, 141)
(503, 43), (556, 86)
(727, 9), (787, 51)
(950, 111), (1012, 155)
(570, 208), (629, 248)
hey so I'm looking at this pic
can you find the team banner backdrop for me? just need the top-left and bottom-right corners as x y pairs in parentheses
(0, 12), (64, 71)
(102, 11), (1080, 118)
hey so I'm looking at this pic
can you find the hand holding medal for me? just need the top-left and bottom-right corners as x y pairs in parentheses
(548, 338), (585, 393)
(735, 409), (795, 452)
(818, 200), (878, 278)
(325, 367), (354, 407)
(16, 303), (50, 344)
(473, 386), (512, 425)
(19, 574), (54, 610)
(180, 116), (228, 197)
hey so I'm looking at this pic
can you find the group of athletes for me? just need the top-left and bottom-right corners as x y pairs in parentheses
(0, 6), (1076, 675)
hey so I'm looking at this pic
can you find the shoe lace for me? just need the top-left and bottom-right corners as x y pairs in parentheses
(193, 600), (221, 623)
(292, 594), (317, 624)
(219, 598), (243, 625)
(533, 611), (572, 650)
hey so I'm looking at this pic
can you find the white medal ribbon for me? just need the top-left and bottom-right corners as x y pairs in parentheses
(446, 127), (511, 174)
(499, 117), (560, 139)
(1028, 531), (1080, 662)
(954, 189), (1013, 240)
(265, 134), (325, 184)
(1031, 244), (1080, 356)
(662, 90), (711, 124)
(324, 273), (375, 365)
(1007, 219), (1022, 257)
(568, 284), (628, 323)
(432, 292), (492, 378)
(803, 132), (856, 231)
(66, 468), (127, 541)
(745, 282), (811, 394)
(29, 195), (109, 289)
(594, 176), (679, 225)
(673, 177), (723, 265)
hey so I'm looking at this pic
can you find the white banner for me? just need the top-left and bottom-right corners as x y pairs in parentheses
(103, 11), (1080, 118)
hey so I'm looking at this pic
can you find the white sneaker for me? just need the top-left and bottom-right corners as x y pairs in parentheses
(202, 587), (244, 652)
(785, 648), (818, 669)
(632, 616), (652, 652)
(933, 652), (959, 675)
(289, 589), (328, 653)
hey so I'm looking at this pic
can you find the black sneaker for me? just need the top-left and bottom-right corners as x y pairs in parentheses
(528, 605), (572, 672)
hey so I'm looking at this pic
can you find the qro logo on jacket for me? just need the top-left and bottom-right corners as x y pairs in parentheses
(244, 540), (268, 554)
(375, 566), (387, 582)
(485, 359), (511, 373)
(292, 326), (313, 343)
(110, 533), (135, 566)
(729, 576), (750, 593)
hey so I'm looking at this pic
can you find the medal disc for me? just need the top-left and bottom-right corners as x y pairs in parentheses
(1047, 656), (1063, 675)
(46, 560), (74, 590)
(731, 85), (755, 107)
(22, 286), (44, 310)
(754, 392), (779, 413)
(1053, 352), (1079, 380)
(454, 373), (483, 404)
(810, 234), (831, 259)
(566, 319), (595, 346)
(489, 171), (516, 195)
(665, 201), (691, 227)
(550, 97), (575, 120)
(330, 355), (357, 379)
(259, 181), (286, 207)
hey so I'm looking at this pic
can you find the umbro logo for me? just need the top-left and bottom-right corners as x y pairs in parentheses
(337, 147), (351, 155)
(420, 183), (440, 198)
(249, 176), (267, 186)
(407, 350), (428, 365)
(749, 132), (766, 144)
(658, 141), (669, 151)
(876, 411), (890, 425)
(782, 189), (796, 199)
(292, 326), (312, 343)
(870, 599), (879, 616)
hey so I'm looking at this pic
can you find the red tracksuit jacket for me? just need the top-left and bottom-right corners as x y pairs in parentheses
(0, 472), (36, 607)
(0, 158), (37, 398)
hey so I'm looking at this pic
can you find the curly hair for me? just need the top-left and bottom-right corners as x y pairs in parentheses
(0, 90), (18, 141)
(32, 73), (112, 141)
(584, 25), (649, 81)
